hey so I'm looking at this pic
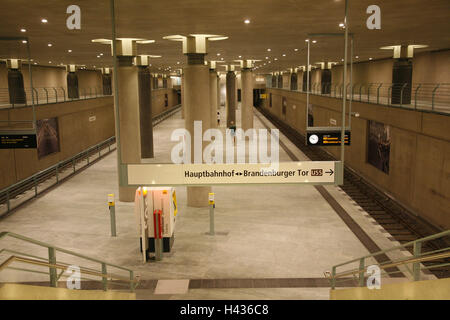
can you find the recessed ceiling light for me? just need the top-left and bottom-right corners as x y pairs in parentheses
(41, 18), (48, 23)
(244, 19), (250, 24)
(220, 57), (223, 60)
(20, 28), (26, 32)
(268, 61), (271, 63)
(267, 48), (271, 52)
(34, 62), (37, 65)
(339, 23), (345, 28)
(68, 49), (72, 53)
(47, 43), (52, 47)
(22, 40), (27, 43)
(48, 61), (52, 63)
(274, 58), (278, 61)
(238, 55), (242, 58)
(265, 57), (269, 59)
(217, 53), (220, 56)
(177, 61), (180, 64)
(282, 54), (286, 57)
(97, 55), (100, 58)
(355, 55), (359, 59)
(312, 40), (317, 44)
(100, 53), (103, 56)
(294, 48), (298, 51)
(369, 57), (373, 60)
(305, 39), (309, 42)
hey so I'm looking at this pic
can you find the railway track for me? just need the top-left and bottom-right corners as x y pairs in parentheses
(256, 107), (449, 278)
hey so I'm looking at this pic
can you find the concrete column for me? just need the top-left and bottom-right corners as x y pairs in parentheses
(6, 59), (26, 104)
(185, 54), (212, 207)
(180, 72), (185, 119)
(226, 70), (236, 127)
(290, 68), (298, 91)
(135, 55), (153, 159)
(209, 68), (218, 128)
(216, 73), (220, 111)
(240, 60), (255, 131)
(392, 45), (412, 104)
(117, 56), (141, 201)
(277, 73), (283, 89)
(320, 63), (332, 94)
(101, 68), (112, 95)
(297, 69), (303, 91)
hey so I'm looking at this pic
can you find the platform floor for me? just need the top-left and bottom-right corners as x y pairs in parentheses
(0, 105), (427, 300)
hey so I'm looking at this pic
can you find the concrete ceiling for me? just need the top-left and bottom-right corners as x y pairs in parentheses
(0, 0), (449, 74)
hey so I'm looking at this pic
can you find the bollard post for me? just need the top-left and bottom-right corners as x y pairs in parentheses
(108, 194), (117, 237)
(208, 193), (215, 236)
(153, 209), (163, 261)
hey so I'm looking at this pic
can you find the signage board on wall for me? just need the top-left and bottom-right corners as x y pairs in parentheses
(0, 134), (37, 149)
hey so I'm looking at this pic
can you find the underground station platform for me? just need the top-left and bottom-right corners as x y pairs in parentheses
(0, 0), (449, 313)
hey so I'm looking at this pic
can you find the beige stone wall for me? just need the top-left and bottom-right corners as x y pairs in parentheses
(0, 88), (179, 190)
(262, 88), (450, 230)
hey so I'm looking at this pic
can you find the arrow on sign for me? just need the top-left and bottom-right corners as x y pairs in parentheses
(325, 169), (334, 176)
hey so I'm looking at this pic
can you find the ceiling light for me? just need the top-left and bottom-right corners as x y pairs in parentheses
(177, 61), (180, 64)
(312, 40), (317, 44)
(22, 40), (27, 43)
(41, 18), (48, 23)
(369, 57), (373, 60)
(97, 55), (100, 58)
(20, 28), (26, 32)
(282, 54), (286, 57)
(339, 23), (345, 28)
(68, 49), (72, 53)
(268, 61), (271, 63)
(48, 43), (52, 47)
(274, 58), (278, 61)
(238, 55), (242, 58)
(267, 48), (271, 52)
(294, 48), (298, 51)
(34, 62), (37, 65)
(265, 57), (269, 59)
(244, 19), (250, 24)
(220, 57), (224, 60)
(100, 53), (103, 56)
(217, 53), (220, 56)
(48, 61), (52, 63)
(305, 39), (309, 42)
(355, 55), (359, 59)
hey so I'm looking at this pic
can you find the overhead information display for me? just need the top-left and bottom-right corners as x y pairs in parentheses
(307, 131), (351, 146)
(127, 161), (338, 186)
(0, 134), (37, 149)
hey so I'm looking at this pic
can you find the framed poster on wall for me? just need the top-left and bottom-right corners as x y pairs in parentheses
(367, 120), (391, 174)
(36, 117), (60, 159)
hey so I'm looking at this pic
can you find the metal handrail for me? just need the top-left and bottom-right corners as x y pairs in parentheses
(0, 232), (138, 291)
(326, 230), (450, 289)
(277, 82), (450, 114)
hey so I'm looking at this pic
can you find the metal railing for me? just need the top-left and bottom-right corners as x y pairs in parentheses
(0, 136), (116, 217)
(0, 87), (110, 109)
(325, 230), (450, 289)
(312, 82), (450, 114)
(0, 231), (138, 292)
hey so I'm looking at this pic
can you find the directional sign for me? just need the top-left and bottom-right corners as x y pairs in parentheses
(307, 131), (350, 146)
(0, 134), (37, 149)
(127, 161), (339, 186)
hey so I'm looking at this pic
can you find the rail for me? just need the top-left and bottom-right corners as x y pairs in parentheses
(0, 231), (138, 291)
(325, 230), (450, 289)
(269, 82), (450, 115)
(0, 87), (110, 109)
